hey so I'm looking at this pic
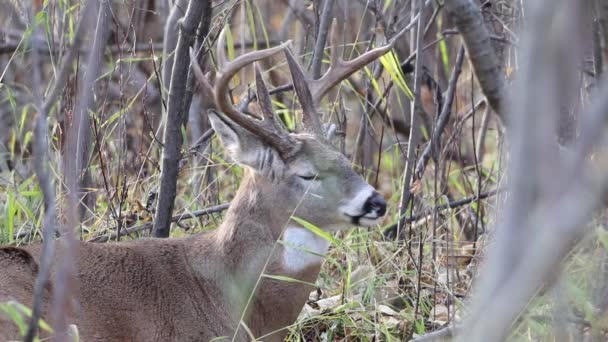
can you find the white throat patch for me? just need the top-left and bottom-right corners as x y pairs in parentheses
(282, 226), (331, 273)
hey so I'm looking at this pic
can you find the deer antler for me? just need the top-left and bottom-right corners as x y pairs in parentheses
(283, 48), (324, 135)
(279, 18), (411, 137)
(190, 31), (300, 159)
(309, 19), (410, 105)
(191, 19), (409, 155)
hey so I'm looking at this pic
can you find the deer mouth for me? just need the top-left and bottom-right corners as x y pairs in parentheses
(339, 187), (388, 226)
(345, 212), (383, 226)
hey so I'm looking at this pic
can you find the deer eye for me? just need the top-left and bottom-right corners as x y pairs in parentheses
(297, 174), (317, 181)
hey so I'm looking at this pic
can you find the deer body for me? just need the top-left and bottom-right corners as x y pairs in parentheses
(1, 135), (385, 341)
(0, 19), (400, 341)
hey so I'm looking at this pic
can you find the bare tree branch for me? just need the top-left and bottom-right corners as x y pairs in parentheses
(24, 4), (57, 341)
(153, 0), (213, 238)
(54, 0), (111, 337)
(595, 0), (608, 64)
(444, 0), (505, 118)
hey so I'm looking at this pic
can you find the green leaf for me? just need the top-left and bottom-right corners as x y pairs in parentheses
(0, 302), (27, 335)
(224, 25), (239, 86)
(436, 17), (450, 76)
(0, 300), (54, 337)
(334, 301), (360, 313)
(253, 2), (271, 48)
(11, 301), (54, 333)
(5, 190), (15, 243)
(262, 274), (316, 287)
(19, 104), (30, 134)
(244, 0), (257, 50)
(597, 227), (608, 251)
(291, 216), (338, 245)
(379, 50), (413, 100)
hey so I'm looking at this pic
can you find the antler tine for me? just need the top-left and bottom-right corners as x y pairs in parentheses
(254, 62), (279, 124)
(283, 48), (324, 136)
(328, 19), (342, 76)
(212, 31), (297, 158)
(189, 48), (217, 111)
(216, 28), (228, 70)
(310, 18), (410, 105)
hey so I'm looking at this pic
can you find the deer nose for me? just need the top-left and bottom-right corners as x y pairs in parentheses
(364, 192), (387, 217)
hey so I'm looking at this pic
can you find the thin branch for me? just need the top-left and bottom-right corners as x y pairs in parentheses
(0, 40), (282, 56)
(281, 0), (315, 29)
(162, 0), (189, 94)
(89, 203), (230, 243)
(40, 0), (96, 115)
(238, 83), (294, 113)
(395, 0), (427, 238)
(311, 0), (335, 79)
(475, 104), (491, 162)
(414, 45), (466, 178)
(383, 188), (503, 240)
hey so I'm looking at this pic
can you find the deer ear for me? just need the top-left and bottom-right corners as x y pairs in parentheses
(209, 111), (285, 177)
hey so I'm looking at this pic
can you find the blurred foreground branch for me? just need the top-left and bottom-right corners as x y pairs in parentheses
(459, 1), (608, 340)
(54, 1), (111, 337)
(24, 4), (57, 341)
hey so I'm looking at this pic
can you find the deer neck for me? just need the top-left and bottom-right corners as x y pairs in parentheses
(216, 172), (289, 261)
(185, 171), (333, 339)
(216, 172), (332, 339)
(215, 172), (332, 273)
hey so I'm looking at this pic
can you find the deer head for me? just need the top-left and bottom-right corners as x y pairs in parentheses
(190, 21), (400, 231)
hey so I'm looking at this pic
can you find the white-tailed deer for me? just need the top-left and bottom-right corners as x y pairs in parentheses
(0, 20), (402, 341)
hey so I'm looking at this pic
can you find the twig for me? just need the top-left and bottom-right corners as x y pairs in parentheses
(89, 203), (230, 243)
(311, 0), (335, 79)
(0, 40), (280, 56)
(162, 0), (189, 94)
(281, 0), (315, 29)
(395, 0), (427, 238)
(238, 83), (295, 113)
(40, 0), (96, 115)
(475, 104), (491, 162)
(187, 128), (214, 154)
(383, 188), (503, 239)
(414, 45), (466, 178)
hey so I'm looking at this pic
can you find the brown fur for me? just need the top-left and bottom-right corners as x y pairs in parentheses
(0, 247), (50, 339)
